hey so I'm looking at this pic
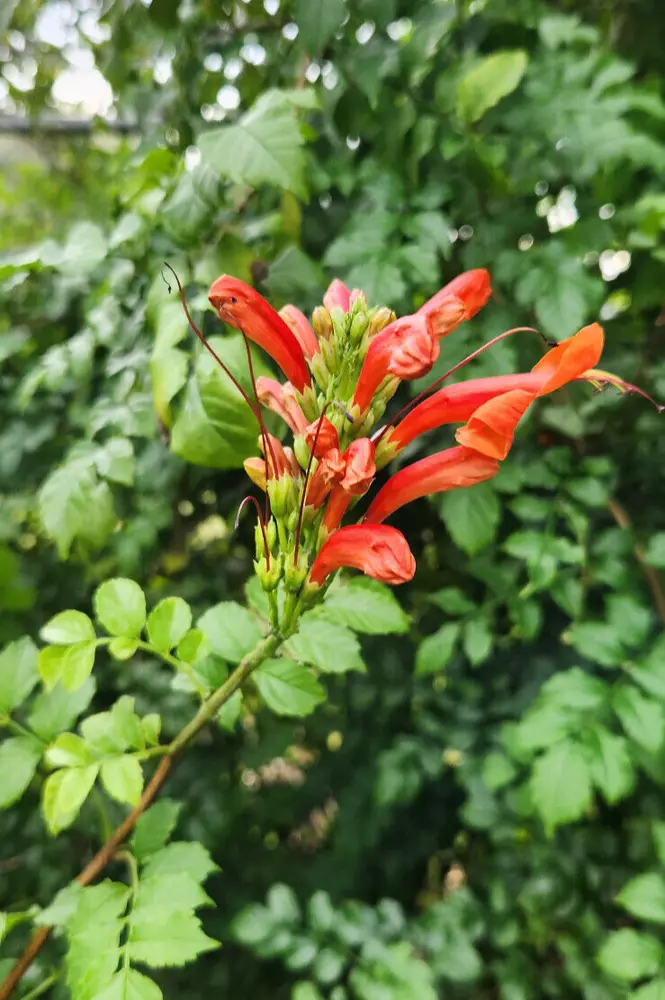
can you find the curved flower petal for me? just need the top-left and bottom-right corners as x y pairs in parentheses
(418, 269), (491, 339)
(305, 416), (339, 457)
(309, 524), (416, 586)
(364, 446), (498, 524)
(531, 322), (604, 394)
(353, 314), (439, 413)
(455, 389), (535, 459)
(323, 278), (351, 314)
(256, 376), (308, 434)
(340, 438), (376, 495)
(279, 304), (320, 359)
(208, 275), (311, 391)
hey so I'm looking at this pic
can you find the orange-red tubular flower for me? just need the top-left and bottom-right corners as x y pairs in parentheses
(309, 524), (416, 586)
(364, 446), (499, 525)
(339, 438), (376, 495)
(388, 323), (606, 454)
(323, 278), (351, 314)
(256, 376), (308, 435)
(353, 314), (439, 414)
(208, 276), (311, 391)
(305, 416), (339, 457)
(418, 269), (491, 339)
(279, 305), (320, 360)
(306, 449), (345, 507)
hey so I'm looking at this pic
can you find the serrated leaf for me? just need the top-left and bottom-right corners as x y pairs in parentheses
(95, 968), (163, 1000)
(36, 883), (85, 927)
(566, 621), (626, 667)
(618, 874), (665, 924)
(39, 460), (116, 559)
(197, 601), (262, 663)
(198, 93), (306, 197)
(457, 50), (528, 123)
(597, 929), (663, 983)
(0, 636), (38, 714)
(101, 756), (144, 805)
(94, 579), (146, 638)
(42, 764), (98, 834)
(254, 659), (326, 716)
(147, 597), (192, 653)
(141, 714), (161, 746)
(321, 578), (410, 634)
(128, 911), (219, 967)
(132, 800), (181, 862)
(529, 740), (592, 832)
(142, 842), (218, 883)
(440, 481), (500, 556)
(415, 623), (460, 675)
(0, 737), (42, 807)
(134, 872), (213, 918)
(614, 685), (665, 754)
(585, 726), (635, 804)
(285, 619), (365, 674)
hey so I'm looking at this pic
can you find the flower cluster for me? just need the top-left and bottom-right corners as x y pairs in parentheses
(195, 269), (655, 632)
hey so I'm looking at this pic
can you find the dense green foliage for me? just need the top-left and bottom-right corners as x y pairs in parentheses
(2, 0), (665, 998)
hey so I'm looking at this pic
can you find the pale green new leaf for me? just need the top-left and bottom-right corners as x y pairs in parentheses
(147, 597), (192, 652)
(100, 756), (144, 806)
(457, 50), (528, 123)
(42, 764), (98, 834)
(617, 874), (665, 924)
(254, 659), (326, 716)
(46, 732), (94, 768)
(141, 842), (219, 884)
(40, 610), (96, 645)
(597, 929), (663, 983)
(94, 579), (147, 638)
(95, 968), (163, 1000)
(133, 872), (213, 918)
(128, 911), (219, 967)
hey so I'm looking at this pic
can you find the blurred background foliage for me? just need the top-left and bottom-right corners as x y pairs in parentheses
(2, 0), (665, 997)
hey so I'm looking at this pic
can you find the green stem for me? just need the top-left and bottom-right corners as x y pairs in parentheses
(116, 850), (139, 971)
(134, 640), (207, 698)
(18, 974), (58, 1000)
(168, 631), (281, 755)
(0, 717), (45, 744)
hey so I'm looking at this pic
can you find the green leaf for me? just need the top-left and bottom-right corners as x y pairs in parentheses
(198, 91), (306, 198)
(36, 883), (85, 927)
(462, 617), (493, 666)
(100, 756), (144, 805)
(285, 619), (365, 674)
(617, 874), (665, 924)
(109, 637), (139, 661)
(585, 726), (635, 804)
(95, 438), (135, 487)
(529, 740), (592, 832)
(42, 764), (99, 834)
(482, 752), (517, 791)
(128, 911), (219, 967)
(292, 984), (324, 1000)
(46, 733), (94, 768)
(254, 659), (326, 716)
(607, 594), (652, 648)
(415, 623), (460, 675)
(198, 601), (262, 663)
(217, 690), (243, 732)
(0, 737), (42, 807)
(150, 348), (188, 427)
(321, 578), (410, 634)
(94, 579), (146, 638)
(428, 588), (476, 615)
(134, 872), (213, 918)
(654, 822), (665, 867)
(440, 481), (501, 556)
(40, 610), (95, 645)
(540, 668), (608, 712)
(28, 679), (95, 742)
(232, 903), (277, 946)
(65, 881), (129, 999)
(142, 842), (219, 884)
(630, 636), (665, 700)
(614, 685), (665, 754)
(39, 460), (116, 559)
(631, 981), (665, 1000)
(147, 597), (192, 652)
(295, 0), (346, 55)
(597, 929), (663, 983)
(95, 969), (163, 1000)
(132, 800), (182, 862)
(566, 621), (625, 668)
(645, 533), (665, 569)
(177, 628), (210, 664)
(61, 642), (97, 691)
(41, 221), (107, 276)
(457, 50), (528, 123)
(0, 637), (38, 714)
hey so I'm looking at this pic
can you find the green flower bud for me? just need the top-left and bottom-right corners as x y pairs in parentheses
(321, 338), (337, 374)
(368, 307), (396, 337)
(349, 311), (369, 343)
(298, 384), (320, 422)
(330, 307), (349, 340)
(255, 554), (282, 591)
(265, 518), (277, 550)
(283, 549), (310, 592)
(311, 351), (331, 390)
(294, 434), (310, 470)
(374, 429), (400, 470)
(268, 473), (296, 518)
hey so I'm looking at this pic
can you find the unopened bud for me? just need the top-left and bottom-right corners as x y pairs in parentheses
(310, 352), (331, 390)
(330, 307), (349, 340)
(312, 306), (333, 340)
(350, 289), (367, 312)
(294, 434), (310, 470)
(350, 312), (369, 343)
(265, 518), (277, 549)
(374, 430), (400, 470)
(376, 375), (400, 406)
(297, 384), (319, 422)
(284, 550), (309, 592)
(368, 307), (396, 337)
(255, 554), (282, 591)
(321, 337), (337, 374)
(268, 473), (295, 518)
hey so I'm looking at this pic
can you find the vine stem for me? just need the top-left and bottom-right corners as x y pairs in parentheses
(0, 631), (281, 1000)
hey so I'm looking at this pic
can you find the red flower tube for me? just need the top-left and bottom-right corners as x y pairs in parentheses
(418, 269), (491, 339)
(364, 446), (499, 524)
(323, 278), (351, 313)
(309, 524), (416, 586)
(208, 275), (311, 391)
(353, 314), (439, 414)
(256, 376), (308, 435)
(279, 304), (320, 360)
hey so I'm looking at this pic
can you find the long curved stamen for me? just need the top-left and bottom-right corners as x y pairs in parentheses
(373, 327), (543, 446)
(235, 495), (271, 569)
(239, 329), (279, 520)
(163, 263), (260, 417)
(293, 401), (354, 566)
(584, 370), (665, 412)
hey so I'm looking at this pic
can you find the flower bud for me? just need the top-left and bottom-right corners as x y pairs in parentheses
(284, 549), (310, 592)
(373, 429), (400, 470)
(294, 434), (310, 470)
(310, 351), (331, 390)
(331, 307), (349, 341)
(350, 312), (369, 343)
(321, 338), (337, 374)
(244, 457), (267, 492)
(312, 306), (333, 340)
(255, 554), (282, 591)
(265, 518), (277, 550)
(368, 307), (396, 337)
(268, 473), (296, 518)
(324, 278), (351, 314)
(305, 416), (339, 457)
(350, 289), (367, 311)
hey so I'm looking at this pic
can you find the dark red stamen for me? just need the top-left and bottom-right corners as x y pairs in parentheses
(235, 495), (271, 569)
(239, 329), (279, 521)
